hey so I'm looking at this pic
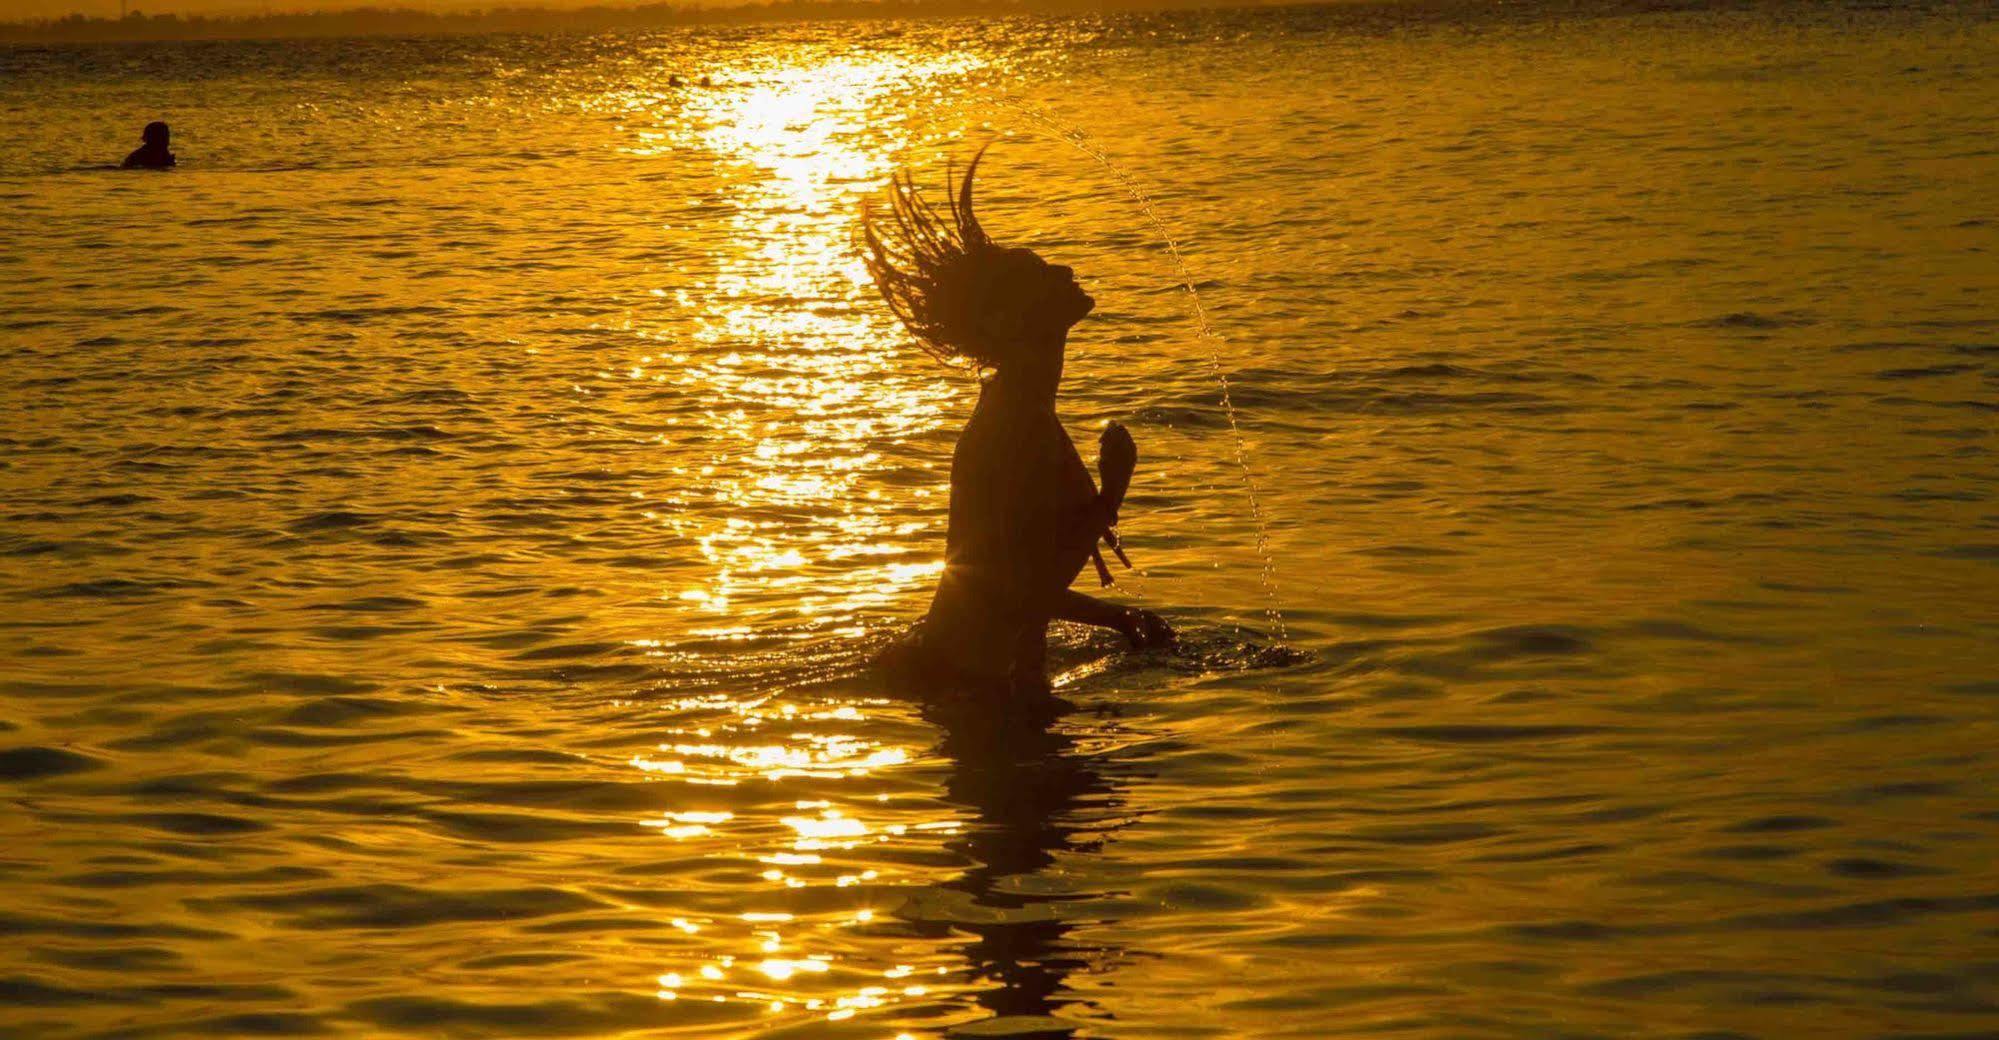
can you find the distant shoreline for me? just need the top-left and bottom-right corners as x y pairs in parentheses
(0, 0), (1888, 45)
(4, 0), (1267, 43)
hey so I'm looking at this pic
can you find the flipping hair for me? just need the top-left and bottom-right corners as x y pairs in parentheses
(862, 146), (1003, 369)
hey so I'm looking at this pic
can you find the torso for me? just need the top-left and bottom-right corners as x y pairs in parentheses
(911, 386), (1095, 683)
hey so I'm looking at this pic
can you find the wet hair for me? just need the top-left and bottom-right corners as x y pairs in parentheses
(143, 121), (170, 146)
(861, 146), (1017, 370)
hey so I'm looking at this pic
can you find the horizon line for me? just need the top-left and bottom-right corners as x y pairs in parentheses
(0, 0), (1753, 43)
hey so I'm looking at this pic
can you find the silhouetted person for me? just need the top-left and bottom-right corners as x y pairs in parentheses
(122, 121), (175, 169)
(865, 147), (1173, 698)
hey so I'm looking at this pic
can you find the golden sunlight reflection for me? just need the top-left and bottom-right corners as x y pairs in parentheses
(599, 48), (1063, 1035)
(613, 52), (989, 639)
(628, 684), (973, 1029)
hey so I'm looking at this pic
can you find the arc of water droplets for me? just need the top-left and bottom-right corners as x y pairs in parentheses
(981, 96), (1289, 642)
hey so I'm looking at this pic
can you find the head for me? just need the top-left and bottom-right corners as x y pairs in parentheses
(862, 147), (1093, 380)
(142, 121), (170, 147)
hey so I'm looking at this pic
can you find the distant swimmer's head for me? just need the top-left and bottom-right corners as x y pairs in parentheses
(142, 121), (170, 147)
(862, 145), (1093, 374)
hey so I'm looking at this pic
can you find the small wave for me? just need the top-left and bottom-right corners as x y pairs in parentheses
(1825, 858), (1944, 880)
(1693, 311), (1815, 330)
(35, 577), (213, 600)
(346, 992), (672, 1034)
(1373, 724), (1618, 744)
(1720, 814), (1837, 834)
(111, 812), (273, 836)
(287, 510), (378, 531)
(0, 745), (106, 781)
(1876, 363), (1979, 379)
(195, 882), (605, 929)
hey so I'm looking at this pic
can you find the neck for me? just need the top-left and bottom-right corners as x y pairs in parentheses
(986, 332), (1065, 404)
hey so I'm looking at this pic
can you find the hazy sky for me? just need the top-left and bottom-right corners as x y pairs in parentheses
(4, 0), (668, 18)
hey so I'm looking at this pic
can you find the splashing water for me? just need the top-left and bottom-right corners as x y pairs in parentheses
(984, 97), (1290, 641)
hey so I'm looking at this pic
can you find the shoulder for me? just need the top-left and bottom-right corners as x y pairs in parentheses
(959, 393), (1030, 446)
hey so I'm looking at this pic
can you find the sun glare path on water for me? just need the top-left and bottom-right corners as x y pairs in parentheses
(593, 52), (1016, 1032)
(603, 55), (982, 638)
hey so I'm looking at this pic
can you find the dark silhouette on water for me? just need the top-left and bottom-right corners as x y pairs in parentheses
(122, 121), (175, 169)
(916, 692), (1135, 1035)
(864, 148), (1173, 697)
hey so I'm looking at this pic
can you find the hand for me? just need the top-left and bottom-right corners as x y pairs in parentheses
(1115, 607), (1175, 650)
(1097, 421), (1136, 510)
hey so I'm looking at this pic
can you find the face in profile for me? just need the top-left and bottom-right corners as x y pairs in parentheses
(988, 247), (1094, 337)
(862, 148), (1094, 372)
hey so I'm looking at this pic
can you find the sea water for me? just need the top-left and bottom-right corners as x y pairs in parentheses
(2, 3), (1998, 1036)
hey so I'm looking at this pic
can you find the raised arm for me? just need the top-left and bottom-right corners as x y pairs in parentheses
(1047, 419), (1134, 561)
(1097, 421), (1136, 522)
(1051, 420), (1173, 648)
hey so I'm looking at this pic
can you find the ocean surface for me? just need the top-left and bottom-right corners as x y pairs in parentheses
(3, 2), (1999, 1037)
